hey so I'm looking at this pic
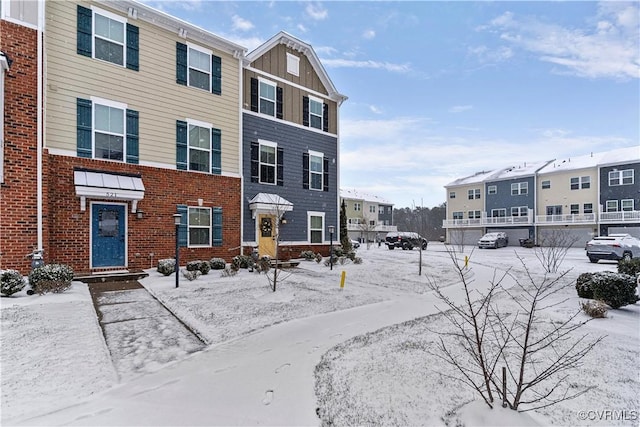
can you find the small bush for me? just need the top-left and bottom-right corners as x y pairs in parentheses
(589, 272), (638, 309)
(182, 269), (201, 281)
(581, 300), (608, 318)
(221, 266), (237, 277)
(1, 270), (26, 296)
(618, 258), (640, 277)
(300, 250), (316, 261)
(575, 272), (595, 299)
(353, 257), (363, 264)
(209, 258), (226, 270)
(199, 261), (211, 275)
(28, 264), (74, 294)
(332, 247), (344, 258)
(315, 253), (323, 263)
(232, 255), (252, 269)
(186, 261), (201, 271)
(345, 250), (357, 261)
(158, 259), (175, 276)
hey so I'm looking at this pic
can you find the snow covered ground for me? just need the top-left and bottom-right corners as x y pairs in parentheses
(1, 242), (638, 426)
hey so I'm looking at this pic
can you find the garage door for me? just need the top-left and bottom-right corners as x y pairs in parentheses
(448, 229), (482, 247)
(608, 226), (640, 238)
(537, 226), (595, 248)
(488, 228), (530, 246)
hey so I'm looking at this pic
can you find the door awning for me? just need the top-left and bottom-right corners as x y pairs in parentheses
(74, 170), (145, 212)
(248, 193), (293, 217)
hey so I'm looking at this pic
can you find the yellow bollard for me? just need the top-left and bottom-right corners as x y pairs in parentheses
(340, 270), (346, 289)
(464, 255), (469, 268)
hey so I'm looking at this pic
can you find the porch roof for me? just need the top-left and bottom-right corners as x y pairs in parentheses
(74, 170), (145, 212)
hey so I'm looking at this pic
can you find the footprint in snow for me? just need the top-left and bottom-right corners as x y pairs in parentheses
(307, 345), (320, 354)
(275, 363), (291, 374)
(263, 390), (274, 405)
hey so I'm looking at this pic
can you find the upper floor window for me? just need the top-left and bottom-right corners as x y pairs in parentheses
(369, 205), (376, 213)
(546, 205), (562, 215)
(584, 203), (593, 214)
(309, 96), (323, 129)
(379, 206), (385, 215)
(488, 185), (497, 195)
(77, 6), (138, 71)
(511, 182), (528, 195)
(76, 97), (139, 164)
(309, 151), (323, 190)
(570, 204), (580, 214)
(259, 142), (277, 185)
(452, 211), (463, 220)
(449, 191), (456, 199)
(286, 53), (299, 76)
(2, 0), (39, 27)
(354, 203), (361, 211)
(303, 95), (328, 131)
(468, 189), (480, 200)
(541, 180), (550, 189)
(303, 151), (328, 192)
(189, 207), (212, 246)
(622, 199), (634, 211)
(176, 42), (222, 94)
(176, 119), (222, 174)
(250, 141), (282, 185)
(468, 210), (481, 219)
(259, 79), (276, 116)
(492, 209), (506, 217)
(511, 206), (528, 217)
(570, 176), (590, 190)
(605, 200), (618, 212)
(609, 169), (634, 186)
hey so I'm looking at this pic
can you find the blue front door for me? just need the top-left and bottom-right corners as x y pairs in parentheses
(92, 204), (126, 268)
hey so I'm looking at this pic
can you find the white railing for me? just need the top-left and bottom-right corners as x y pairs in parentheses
(599, 210), (640, 223)
(442, 218), (482, 228)
(347, 224), (398, 232)
(535, 213), (596, 224)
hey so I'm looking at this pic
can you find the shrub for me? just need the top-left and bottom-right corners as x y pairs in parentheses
(575, 273), (595, 299)
(353, 257), (363, 264)
(618, 258), (640, 277)
(1, 270), (26, 296)
(332, 247), (344, 258)
(232, 255), (252, 269)
(315, 253), (323, 263)
(186, 261), (201, 271)
(157, 259), (175, 276)
(345, 250), (357, 261)
(209, 258), (226, 270)
(221, 266), (237, 277)
(182, 269), (201, 281)
(581, 300), (608, 318)
(199, 261), (211, 275)
(589, 272), (638, 309)
(300, 250), (316, 261)
(28, 264), (74, 294)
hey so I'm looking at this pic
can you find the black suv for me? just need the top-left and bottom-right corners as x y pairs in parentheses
(385, 232), (428, 250)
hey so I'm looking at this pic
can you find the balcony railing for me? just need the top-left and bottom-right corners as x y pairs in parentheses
(599, 210), (640, 223)
(442, 215), (533, 228)
(535, 213), (596, 224)
(443, 210), (640, 228)
(347, 224), (398, 232)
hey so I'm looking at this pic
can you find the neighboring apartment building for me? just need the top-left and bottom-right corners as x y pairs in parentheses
(44, 0), (247, 273)
(340, 188), (396, 242)
(443, 147), (640, 247)
(241, 32), (347, 258)
(0, 0), (41, 272)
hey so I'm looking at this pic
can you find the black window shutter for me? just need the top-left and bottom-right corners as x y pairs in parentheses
(77, 98), (93, 158)
(211, 128), (221, 175)
(77, 5), (92, 57)
(276, 87), (283, 119)
(176, 42), (188, 85)
(212, 207), (223, 246)
(212, 55), (222, 95)
(126, 109), (139, 164)
(323, 103), (329, 132)
(176, 120), (188, 170)
(126, 24), (139, 71)
(250, 78), (258, 112)
(323, 157), (329, 192)
(302, 152), (309, 189)
(177, 205), (188, 247)
(302, 96), (309, 127)
(250, 142), (259, 182)
(276, 147), (284, 186)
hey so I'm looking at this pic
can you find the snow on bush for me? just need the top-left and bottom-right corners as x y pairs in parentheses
(575, 272), (594, 299)
(182, 269), (201, 281)
(186, 261), (210, 275)
(580, 300), (608, 318)
(157, 259), (175, 276)
(232, 255), (252, 269)
(300, 250), (316, 261)
(1, 269), (26, 296)
(28, 264), (74, 294)
(589, 271), (638, 309)
(617, 258), (640, 277)
(209, 258), (226, 270)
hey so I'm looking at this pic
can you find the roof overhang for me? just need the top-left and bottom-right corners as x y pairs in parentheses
(248, 193), (293, 218)
(0, 51), (9, 71)
(74, 170), (145, 212)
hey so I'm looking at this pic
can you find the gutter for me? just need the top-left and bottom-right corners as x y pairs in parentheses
(37, 0), (44, 252)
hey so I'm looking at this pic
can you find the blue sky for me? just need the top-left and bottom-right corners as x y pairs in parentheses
(145, 1), (639, 208)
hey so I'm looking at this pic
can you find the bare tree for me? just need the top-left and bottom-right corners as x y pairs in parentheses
(534, 228), (580, 273)
(448, 228), (468, 254)
(257, 196), (294, 292)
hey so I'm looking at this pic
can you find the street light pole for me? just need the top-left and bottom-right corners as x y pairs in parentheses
(328, 225), (335, 271)
(173, 213), (181, 288)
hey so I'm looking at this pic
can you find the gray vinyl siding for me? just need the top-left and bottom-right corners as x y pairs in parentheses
(242, 113), (338, 242)
(599, 161), (640, 211)
(485, 177), (535, 215)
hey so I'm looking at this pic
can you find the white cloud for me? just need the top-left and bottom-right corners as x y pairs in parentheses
(306, 3), (328, 21)
(448, 105), (473, 113)
(231, 15), (254, 32)
(481, 2), (640, 80)
(321, 58), (412, 73)
(467, 45), (513, 63)
(297, 24), (308, 33)
(369, 105), (383, 114)
(362, 29), (376, 40)
(315, 46), (338, 56)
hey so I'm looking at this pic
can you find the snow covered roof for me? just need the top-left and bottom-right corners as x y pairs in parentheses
(340, 188), (392, 205)
(538, 146), (639, 175)
(486, 160), (552, 182)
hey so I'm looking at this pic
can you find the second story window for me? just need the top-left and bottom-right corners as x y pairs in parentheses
(511, 206), (528, 217)
(188, 124), (211, 172)
(354, 203), (361, 211)
(468, 189), (480, 199)
(609, 169), (634, 186)
(176, 42), (222, 94)
(176, 120), (222, 174)
(309, 97), (323, 129)
(584, 203), (593, 214)
(449, 191), (456, 199)
(260, 143), (276, 184)
(309, 152), (323, 190)
(541, 180), (550, 189)
(188, 47), (211, 91)
(77, 6), (138, 70)
(303, 96), (328, 131)
(452, 212), (463, 220)
(259, 80), (276, 116)
(511, 182), (528, 195)
(488, 185), (497, 195)
(94, 102), (125, 161)
(571, 176), (590, 190)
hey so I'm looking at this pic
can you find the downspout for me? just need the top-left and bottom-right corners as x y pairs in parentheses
(37, 0), (44, 252)
(237, 50), (244, 256)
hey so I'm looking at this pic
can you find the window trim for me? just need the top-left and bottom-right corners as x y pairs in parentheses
(511, 182), (528, 195)
(487, 185), (497, 195)
(491, 208), (506, 217)
(452, 211), (463, 220)
(91, 6), (127, 67)
(258, 77), (277, 117)
(449, 191), (456, 199)
(187, 43), (213, 92)
(609, 169), (635, 186)
(186, 118), (214, 173)
(307, 211), (325, 244)
(511, 206), (528, 217)
(583, 203), (593, 214)
(308, 95), (324, 130)
(541, 180), (550, 189)
(258, 140), (278, 185)
(308, 149), (324, 191)
(286, 52), (299, 76)
(570, 204), (579, 215)
(621, 199), (634, 211)
(605, 200), (618, 212)
(90, 96), (127, 162)
(187, 206), (212, 247)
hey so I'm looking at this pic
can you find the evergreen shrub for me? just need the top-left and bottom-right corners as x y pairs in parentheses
(589, 272), (638, 309)
(157, 259), (175, 276)
(209, 258), (226, 270)
(1, 270), (26, 296)
(575, 273), (595, 299)
(28, 264), (74, 294)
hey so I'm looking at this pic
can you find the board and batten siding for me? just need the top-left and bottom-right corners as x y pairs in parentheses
(44, 1), (241, 175)
(536, 168), (598, 215)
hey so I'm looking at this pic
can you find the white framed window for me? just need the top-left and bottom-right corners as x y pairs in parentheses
(92, 7), (126, 66)
(187, 119), (212, 172)
(449, 191), (456, 199)
(609, 169), (634, 186)
(570, 204), (579, 214)
(92, 97), (126, 161)
(259, 78), (276, 117)
(354, 202), (361, 211)
(2, 0), (39, 28)
(308, 211), (325, 243)
(187, 44), (212, 91)
(584, 203), (593, 214)
(286, 53), (299, 76)
(605, 200), (618, 212)
(188, 207), (211, 247)
(369, 205), (376, 213)
(309, 150), (323, 190)
(379, 206), (384, 214)
(468, 189), (480, 200)
(511, 182), (528, 195)
(571, 176), (590, 190)
(259, 141), (277, 184)
(621, 199), (634, 211)
(488, 185), (497, 194)
(309, 96), (323, 130)
(511, 206), (528, 217)
(452, 211), (463, 220)
(546, 205), (562, 215)
(541, 180), (550, 189)
(492, 208), (506, 217)
(468, 210), (481, 219)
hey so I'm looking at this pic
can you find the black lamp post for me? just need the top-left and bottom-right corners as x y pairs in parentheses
(328, 225), (335, 271)
(173, 213), (181, 288)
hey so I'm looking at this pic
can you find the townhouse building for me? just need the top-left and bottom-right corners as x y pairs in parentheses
(340, 188), (396, 243)
(443, 147), (640, 247)
(241, 32), (347, 258)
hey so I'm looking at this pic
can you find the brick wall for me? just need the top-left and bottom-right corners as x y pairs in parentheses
(0, 20), (39, 273)
(48, 154), (242, 273)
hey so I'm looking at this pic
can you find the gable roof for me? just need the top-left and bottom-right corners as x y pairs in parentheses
(245, 31), (347, 105)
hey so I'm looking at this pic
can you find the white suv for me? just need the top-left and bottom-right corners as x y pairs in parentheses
(586, 234), (640, 263)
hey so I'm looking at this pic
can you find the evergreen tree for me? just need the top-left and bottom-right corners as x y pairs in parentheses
(340, 199), (352, 251)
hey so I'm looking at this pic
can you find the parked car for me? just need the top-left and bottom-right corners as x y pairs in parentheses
(350, 239), (360, 249)
(477, 232), (509, 249)
(586, 234), (640, 263)
(385, 232), (428, 250)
